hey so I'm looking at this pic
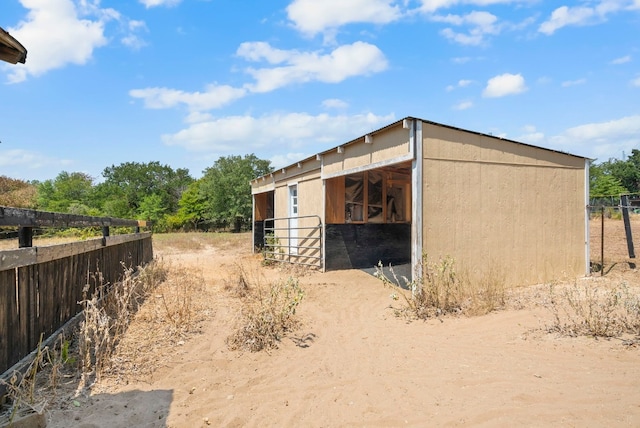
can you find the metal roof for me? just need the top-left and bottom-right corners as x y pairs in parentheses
(0, 27), (27, 64)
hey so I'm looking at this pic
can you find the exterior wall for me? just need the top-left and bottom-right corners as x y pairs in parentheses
(322, 126), (412, 177)
(271, 170), (323, 263)
(421, 121), (586, 285)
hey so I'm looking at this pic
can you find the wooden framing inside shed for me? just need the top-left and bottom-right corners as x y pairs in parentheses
(251, 117), (590, 286)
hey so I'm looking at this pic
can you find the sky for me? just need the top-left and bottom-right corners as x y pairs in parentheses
(1, 0), (639, 183)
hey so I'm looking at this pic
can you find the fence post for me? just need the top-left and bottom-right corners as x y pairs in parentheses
(18, 226), (33, 248)
(102, 226), (110, 246)
(620, 195), (636, 259)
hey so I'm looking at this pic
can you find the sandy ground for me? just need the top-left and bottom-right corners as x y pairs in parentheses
(11, 220), (640, 427)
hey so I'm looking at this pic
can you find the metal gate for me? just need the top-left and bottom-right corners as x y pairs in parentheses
(263, 215), (322, 268)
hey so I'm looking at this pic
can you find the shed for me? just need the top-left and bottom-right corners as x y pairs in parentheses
(251, 117), (589, 286)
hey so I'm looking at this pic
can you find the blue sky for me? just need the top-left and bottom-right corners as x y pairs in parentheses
(1, 0), (639, 182)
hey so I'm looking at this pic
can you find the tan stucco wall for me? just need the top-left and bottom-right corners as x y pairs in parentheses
(421, 122), (587, 286)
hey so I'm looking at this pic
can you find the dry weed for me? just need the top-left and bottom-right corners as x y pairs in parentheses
(78, 261), (168, 387)
(375, 255), (506, 320)
(101, 261), (208, 384)
(0, 333), (76, 425)
(545, 281), (640, 340)
(226, 274), (304, 353)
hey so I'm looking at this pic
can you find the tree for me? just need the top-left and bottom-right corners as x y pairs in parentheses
(37, 171), (94, 213)
(593, 150), (640, 196)
(200, 154), (272, 232)
(98, 161), (193, 219)
(170, 179), (208, 230)
(0, 176), (37, 208)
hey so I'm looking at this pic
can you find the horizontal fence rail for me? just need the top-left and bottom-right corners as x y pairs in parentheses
(263, 215), (322, 268)
(0, 206), (153, 379)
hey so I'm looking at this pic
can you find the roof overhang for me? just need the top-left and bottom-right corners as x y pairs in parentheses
(0, 27), (27, 64)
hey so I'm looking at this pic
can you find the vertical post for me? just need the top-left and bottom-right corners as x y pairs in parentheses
(620, 195), (635, 259)
(18, 226), (33, 248)
(102, 226), (110, 246)
(601, 206), (604, 276)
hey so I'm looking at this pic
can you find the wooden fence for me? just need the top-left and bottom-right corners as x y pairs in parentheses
(0, 206), (153, 377)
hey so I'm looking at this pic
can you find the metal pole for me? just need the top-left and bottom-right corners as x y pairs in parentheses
(601, 206), (604, 276)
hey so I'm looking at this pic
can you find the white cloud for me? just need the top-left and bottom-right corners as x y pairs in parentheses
(611, 55), (632, 64)
(548, 115), (640, 160)
(538, 1), (636, 35)
(322, 98), (349, 109)
(453, 100), (473, 110)
(139, 0), (182, 8)
(632, 75), (640, 87)
(517, 125), (545, 144)
(239, 41), (388, 93)
(6, 0), (113, 83)
(0, 148), (72, 170)
(482, 73), (527, 97)
(446, 79), (473, 91)
(418, 0), (532, 13)
(236, 42), (294, 64)
(129, 84), (247, 112)
(561, 78), (587, 87)
(270, 153), (308, 169)
(121, 19), (148, 50)
(161, 112), (395, 153)
(286, 0), (402, 36)
(433, 11), (500, 45)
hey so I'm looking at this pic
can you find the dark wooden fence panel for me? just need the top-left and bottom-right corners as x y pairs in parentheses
(0, 269), (18, 374)
(0, 233), (153, 375)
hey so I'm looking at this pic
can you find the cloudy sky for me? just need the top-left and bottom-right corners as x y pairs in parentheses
(1, 0), (639, 182)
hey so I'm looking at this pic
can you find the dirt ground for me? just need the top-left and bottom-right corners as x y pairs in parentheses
(8, 219), (640, 427)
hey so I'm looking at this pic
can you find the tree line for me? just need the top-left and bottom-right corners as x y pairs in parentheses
(590, 149), (640, 204)
(0, 154), (272, 232)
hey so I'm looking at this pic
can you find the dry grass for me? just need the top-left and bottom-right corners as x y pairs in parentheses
(1, 257), (210, 421)
(225, 263), (304, 352)
(152, 232), (249, 254)
(376, 255), (506, 320)
(100, 261), (209, 384)
(545, 281), (640, 341)
(78, 262), (168, 387)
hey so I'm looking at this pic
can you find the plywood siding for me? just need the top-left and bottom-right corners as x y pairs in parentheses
(323, 126), (411, 177)
(271, 171), (323, 257)
(251, 178), (275, 195)
(421, 122), (586, 285)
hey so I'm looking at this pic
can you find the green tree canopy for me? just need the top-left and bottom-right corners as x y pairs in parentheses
(200, 154), (272, 232)
(171, 179), (208, 230)
(97, 161), (193, 219)
(37, 171), (95, 213)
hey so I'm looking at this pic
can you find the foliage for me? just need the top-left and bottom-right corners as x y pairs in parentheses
(590, 165), (628, 198)
(200, 154), (272, 232)
(169, 179), (208, 230)
(590, 150), (640, 199)
(0, 175), (38, 208)
(37, 171), (95, 213)
(7, 154), (271, 232)
(98, 161), (193, 219)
